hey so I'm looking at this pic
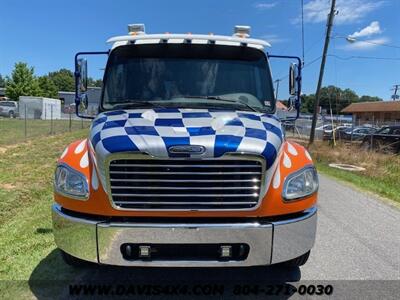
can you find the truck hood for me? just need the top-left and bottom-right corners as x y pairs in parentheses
(89, 108), (283, 187)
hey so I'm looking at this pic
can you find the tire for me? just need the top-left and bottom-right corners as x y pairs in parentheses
(8, 111), (15, 118)
(60, 249), (90, 268)
(282, 251), (310, 267)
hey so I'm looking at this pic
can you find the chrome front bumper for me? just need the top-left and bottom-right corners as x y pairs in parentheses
(52, 204), (317, 267)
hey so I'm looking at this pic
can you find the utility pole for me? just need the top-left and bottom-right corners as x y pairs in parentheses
(309, 0), (336, 145)
(274, 79), (281, 100)
(391, 84), (400, 100)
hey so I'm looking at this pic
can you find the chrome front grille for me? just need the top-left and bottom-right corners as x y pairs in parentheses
(107, 155), (264, 210)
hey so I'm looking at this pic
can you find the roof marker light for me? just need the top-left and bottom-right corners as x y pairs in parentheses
(128, 23), (145, 35)
(233, 25), (251, 38)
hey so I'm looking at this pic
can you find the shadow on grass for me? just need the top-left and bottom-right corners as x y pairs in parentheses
(28, 249), (301, 299)
(35, 228), (53, 234)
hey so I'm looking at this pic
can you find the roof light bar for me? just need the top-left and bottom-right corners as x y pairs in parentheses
(234, 25), (251, 38)
(128, 23), (145, 35)
(107, 34), (270, 47)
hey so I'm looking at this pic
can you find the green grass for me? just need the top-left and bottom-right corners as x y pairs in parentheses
(0, 118), (90, 146)
(308, 141), (400, 205)
(0, 130), (89, 282)
(316, 162), (400, 205)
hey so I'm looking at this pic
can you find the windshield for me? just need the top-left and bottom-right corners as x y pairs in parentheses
(102, 44), (275, 112)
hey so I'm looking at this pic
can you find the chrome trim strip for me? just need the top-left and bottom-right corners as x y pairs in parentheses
(104, 152), (267, 212)
(110, 178), (260, 183)
(114, 201), (258, 205)
(111, 186), (259, 190)
(109, 171), (261, 175)
(110, 164), (261, 168)
(112, 193), (258, 197)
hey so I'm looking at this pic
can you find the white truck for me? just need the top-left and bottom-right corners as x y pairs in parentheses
(52, 24), (318, 268)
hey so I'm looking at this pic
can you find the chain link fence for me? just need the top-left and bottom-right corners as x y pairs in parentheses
(283, 115), (400, 154)
(0, 103), (91, 147)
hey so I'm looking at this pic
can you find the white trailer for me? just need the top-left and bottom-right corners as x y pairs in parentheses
(18, 96), (62, 120)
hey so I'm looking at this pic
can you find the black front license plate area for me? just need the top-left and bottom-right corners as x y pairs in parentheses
(120, 243), (250, 261)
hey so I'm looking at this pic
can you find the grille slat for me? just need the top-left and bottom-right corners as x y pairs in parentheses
(110, 178), (260, 183)
(108, 158), (263, 210)
(110, 186), (259, 190)
(112, 193), (258, 197)
(110, 171), (261, 175)
(111, 164), (260, 168)
(114, 201), (258, 205)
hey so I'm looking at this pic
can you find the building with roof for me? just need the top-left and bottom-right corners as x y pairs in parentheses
(342, 101), (400, 125)
(276, 101), (288, 111)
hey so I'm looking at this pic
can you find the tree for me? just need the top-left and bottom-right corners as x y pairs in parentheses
(5, 62), (41, 100)
(0, 74), (5, 88)
(48, 68), (75, 92)
(359, 95), (382, 102)
(38, 76), (58, 98)
(301, 94), (315, 113)
(318, 86), (359, 114)
(301, 86), (360, 114)
(88, 77), (103, 88)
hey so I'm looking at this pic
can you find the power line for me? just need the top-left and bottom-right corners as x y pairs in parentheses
(276, 55), (322, 82)
(327, 54), (400, 61)
(304, 55), (323, 68)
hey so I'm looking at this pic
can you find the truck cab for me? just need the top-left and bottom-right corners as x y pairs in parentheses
(52, 25), (318, 267)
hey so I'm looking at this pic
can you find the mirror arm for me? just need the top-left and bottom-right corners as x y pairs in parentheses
(74, 51), (109, 120)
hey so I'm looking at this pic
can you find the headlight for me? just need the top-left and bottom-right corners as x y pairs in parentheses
(282, 166), (318, 201)
(54, 164), (89, 200)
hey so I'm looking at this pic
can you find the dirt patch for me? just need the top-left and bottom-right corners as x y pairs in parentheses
(0, 142), (29, 154)
(0, 183), (16, 190)
(304, 140), (399, 179)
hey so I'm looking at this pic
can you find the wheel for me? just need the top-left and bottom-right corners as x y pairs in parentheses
(60, 249), (90, 267)
(282, 251), (310, 267)
(8, 111), (15, 118)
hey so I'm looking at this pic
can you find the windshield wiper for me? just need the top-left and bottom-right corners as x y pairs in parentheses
(180, 95), (259, 112)
(110, 100), (166, 110)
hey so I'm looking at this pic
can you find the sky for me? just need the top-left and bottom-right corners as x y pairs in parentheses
(0, 0), (399, 100)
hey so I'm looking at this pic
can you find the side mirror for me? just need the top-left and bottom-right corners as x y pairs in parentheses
(268, 54), (302, 120)
(289, 63), (298, 96)
(74, 51), (109, 119)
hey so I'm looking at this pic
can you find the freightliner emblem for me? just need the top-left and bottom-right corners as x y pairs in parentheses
(168, 145), (206, 154)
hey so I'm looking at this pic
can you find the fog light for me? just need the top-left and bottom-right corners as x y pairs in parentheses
(220, 245), (232, 258)
(139, 245), (151, 258)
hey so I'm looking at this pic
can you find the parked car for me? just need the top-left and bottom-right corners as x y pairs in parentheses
(340, 127), (378, 141)
(361, 126), (400, 153)
(316, 124), (334, 134)
(0, 101), (18, 118)
(317, 124), (336, 140)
